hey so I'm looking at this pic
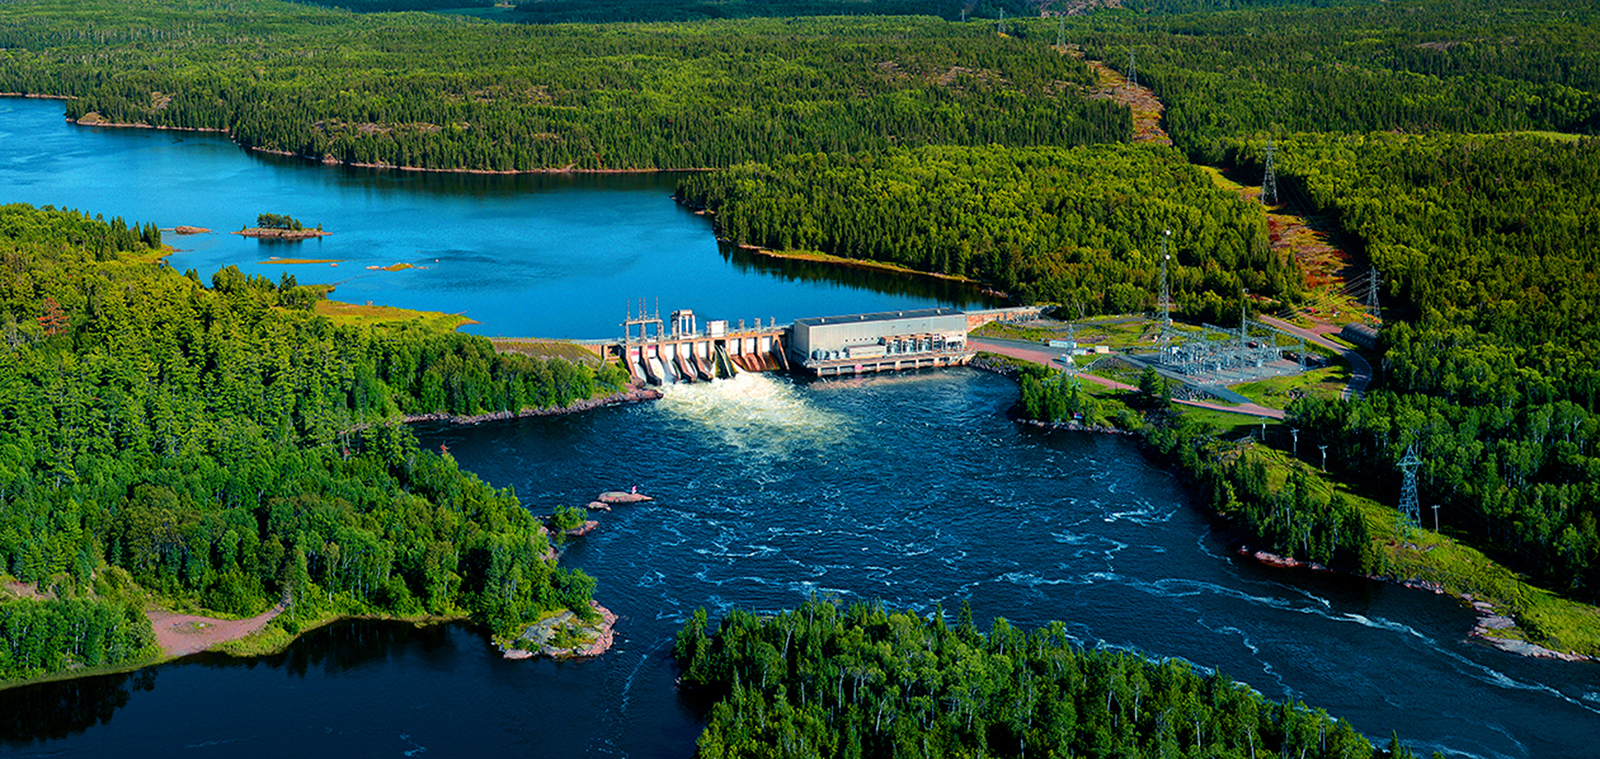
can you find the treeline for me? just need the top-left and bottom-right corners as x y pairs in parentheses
(0, 0), (1127, 172)
(678, 144), (1293, 320)
(1016, 361), (1110, 427)
(674, 599), (1386, 758)
(511, 0), (966, 24)
(0, 202), (620, 680)
(255, 213), (304, 231)
(1008, 368), (1376, 575)
(1143, 415), (1377, 574)
(1231, 132), (1600, 597)
(1059, 0), (1600, 161)
(0, 597), (155, 681)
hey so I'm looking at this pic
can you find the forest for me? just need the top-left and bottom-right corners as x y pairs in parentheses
(677, 144), (1293, 321)
(1063, 0), (1600, 161)
(0, 202), (622, 681)
(1242, 133), (1600, 598)
(0, 0), (1126, 172)
(674, 599), (1398, 758)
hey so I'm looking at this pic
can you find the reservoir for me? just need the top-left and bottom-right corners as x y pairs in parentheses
(0, 97), (994, 338)
(1, 97), (1598, 758)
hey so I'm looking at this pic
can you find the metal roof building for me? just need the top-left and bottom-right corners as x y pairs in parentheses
(790, 308), (971, 376)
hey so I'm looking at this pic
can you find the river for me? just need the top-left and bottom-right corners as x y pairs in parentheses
(1, 97), (1598, 758)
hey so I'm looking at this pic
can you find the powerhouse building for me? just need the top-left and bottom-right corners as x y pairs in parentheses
(790, 308), (972, 377)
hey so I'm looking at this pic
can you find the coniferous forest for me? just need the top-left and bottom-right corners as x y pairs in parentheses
(1, 0), (1598, 755)
(0, 202), (618, 680)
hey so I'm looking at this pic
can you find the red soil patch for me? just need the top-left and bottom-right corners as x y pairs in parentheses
(1085, 60), (1171, 146)
(147, 598), (289, 658)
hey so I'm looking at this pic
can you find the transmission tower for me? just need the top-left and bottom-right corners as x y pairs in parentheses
(1365, 266), (1382, 322)
(1157, 228), (1173, 331)
(1261, 139), (1279, 206)
(997, 9), (1006, 35)
(1126, 48), (1137, 87)
(1397, 444), (1423, 530)
(1057, 17), (1065, 48)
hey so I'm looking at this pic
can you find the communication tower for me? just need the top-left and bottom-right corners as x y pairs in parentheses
(1261, 139), (1279, 206)
(1397, 444), (1423, 530)
(1126, 48), (1137, 87)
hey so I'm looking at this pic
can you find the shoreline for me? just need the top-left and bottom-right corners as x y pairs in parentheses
(977, 351), (1600, 664)
(401, 385), (663, 426)
(1240, 546), (1594, 663)
(234, 227), (331, 240)
(720, 238), (1012, 300)
(45, 104), (712, 176)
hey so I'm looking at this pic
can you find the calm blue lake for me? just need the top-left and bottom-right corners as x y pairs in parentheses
(0, 97), (993, 339)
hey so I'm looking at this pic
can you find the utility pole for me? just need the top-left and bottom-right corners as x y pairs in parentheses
(1157, 228), (1173, 332)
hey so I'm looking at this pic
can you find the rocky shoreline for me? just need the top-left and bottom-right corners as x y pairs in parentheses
(1239, 546), (1595, 663)
(234, 227), (331, 240)
(500, 601), (618, 660)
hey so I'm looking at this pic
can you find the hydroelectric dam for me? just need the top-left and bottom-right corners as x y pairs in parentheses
(584, 302), (1044, 383)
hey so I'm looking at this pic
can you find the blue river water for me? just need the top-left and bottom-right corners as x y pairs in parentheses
(0, 97), (993, 339)
(1, 97), (1598, 758)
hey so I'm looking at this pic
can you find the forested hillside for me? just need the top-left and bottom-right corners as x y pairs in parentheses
(675, 600), (1382, 758)
(678, 144), (1293, 320)
(0, 203), (617, 681)
(1251, 133), (1600, 598)
(1067, 0), (1600, 161)
(0, 0), (1127, 171)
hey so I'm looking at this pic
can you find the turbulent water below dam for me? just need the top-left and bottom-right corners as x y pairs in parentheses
(4, 371), (1597, 758)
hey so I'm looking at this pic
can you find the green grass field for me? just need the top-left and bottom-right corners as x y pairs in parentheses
(314, 300), (476, 332)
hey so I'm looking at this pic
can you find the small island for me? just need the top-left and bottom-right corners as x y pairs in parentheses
(234, 212), (330, 240)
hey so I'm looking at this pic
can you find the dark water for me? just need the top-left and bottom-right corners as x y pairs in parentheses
(0, 97), (994, 338)
(4, 372), (1597, 758)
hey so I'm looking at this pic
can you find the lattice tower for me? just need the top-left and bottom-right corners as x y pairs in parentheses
(1398, 444), (1423, 529)
(1365, 266), (1382, 322)
(1126, 48), (1137, 87)
(1261, 139), (1279, 206)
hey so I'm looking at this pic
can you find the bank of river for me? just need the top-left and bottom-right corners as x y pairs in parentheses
(5, 371), (1596, 758)
(4, 94), (1600, 757)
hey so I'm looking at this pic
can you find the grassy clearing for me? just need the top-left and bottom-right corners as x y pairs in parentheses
(314, 300), (475, 332)
(489, 338), (603, 364)
(1231, 364), (1349, 409)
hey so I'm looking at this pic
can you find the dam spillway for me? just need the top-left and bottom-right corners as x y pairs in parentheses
(599, 304), (1043, 385)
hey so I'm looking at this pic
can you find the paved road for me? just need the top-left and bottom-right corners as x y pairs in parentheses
(1258, 315), (1372, 400)
(971, 338), (1285, 420)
